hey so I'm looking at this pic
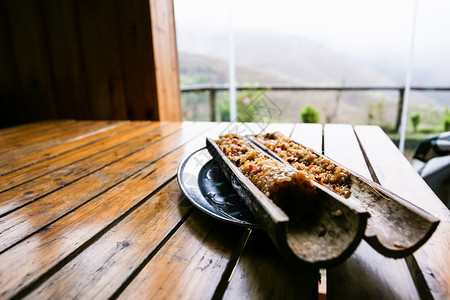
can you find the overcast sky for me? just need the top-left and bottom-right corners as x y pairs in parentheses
(174, 0), (450, 85)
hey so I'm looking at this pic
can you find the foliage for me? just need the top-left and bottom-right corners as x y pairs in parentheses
(410, 113), (421, 132)
(180, 91), (210, 121)
(367, 98), (385, 125)
(236, 89), (264, 122)
(218, 96), (230, 121)
(217, 87), (274, 123)
(444, 109), (450, 131)
(300, 105), (320, 123)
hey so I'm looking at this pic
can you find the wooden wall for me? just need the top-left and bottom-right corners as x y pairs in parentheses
(0, 0), (181, 128)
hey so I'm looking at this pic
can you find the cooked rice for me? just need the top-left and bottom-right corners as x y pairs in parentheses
(215, 134), (316, 215)
(256, 132), (351, 198)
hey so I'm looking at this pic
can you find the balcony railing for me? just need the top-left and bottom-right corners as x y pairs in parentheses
(181, 84), (450, 131)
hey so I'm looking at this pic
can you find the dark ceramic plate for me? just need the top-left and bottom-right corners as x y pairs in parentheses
(177, 148), (260, 228)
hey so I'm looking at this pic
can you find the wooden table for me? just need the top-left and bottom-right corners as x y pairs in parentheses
(0, 120), (448, 299)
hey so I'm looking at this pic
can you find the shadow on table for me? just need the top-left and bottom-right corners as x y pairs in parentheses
(178, 195), (319, 299)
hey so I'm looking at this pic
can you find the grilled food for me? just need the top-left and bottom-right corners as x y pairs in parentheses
(255, 132), (352, 198)
(215, 134), (316, 217)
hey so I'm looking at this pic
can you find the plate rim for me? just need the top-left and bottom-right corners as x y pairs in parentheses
(177, 147), (261, 228)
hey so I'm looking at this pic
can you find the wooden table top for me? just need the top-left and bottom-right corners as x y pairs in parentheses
(0, 120), (448, 299)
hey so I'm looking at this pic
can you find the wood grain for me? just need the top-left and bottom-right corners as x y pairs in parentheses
(223, 231), (317, 300)
(117, 210), (243, 300)
(149, 0), (182, 121)
(325, 124), (420, 300)
(116, 0), (159, 120)
(0, 121), (164, 193)
(0, 121), (447, 299)
(0, 0), (22, 128)
(0, 121), (127, 174)
(40, 0), (90, 119)
(0, 120), (77, 153)
(210, 133), (367, 267)
(0, 120), (71, 140)
(76, 0), (127, 120)
(261, 123), (295, 136)
(0, 122), (226, 299)
(291, 123), (323, 153)
(23, 179), (192, 299)
(219, 123), (317, 298)
(0, 120), (64, 138)
(0, 122), (202, 249)
(3, 0), (57, 124)
(354, 125), (449, 300)
(0, 0), (181, 126)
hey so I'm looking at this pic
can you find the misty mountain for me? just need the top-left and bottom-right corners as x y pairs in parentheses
(178, 30), (397, 86)
(178, 29), (448, 108)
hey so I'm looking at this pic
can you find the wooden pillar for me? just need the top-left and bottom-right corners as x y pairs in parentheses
(0, 0), (182, 127)
(149, 0), (182, 121)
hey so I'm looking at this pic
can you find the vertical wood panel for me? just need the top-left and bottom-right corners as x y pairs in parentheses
(149, 0), (182, 121)
(116, 0), (159, 120)
(0, 0), (181, 127)
(40, 0), (89, 119)
(4, 0), (57, 123)
(40, 0), (90, 119)
(75, 0), (127, 120)
(0, 1), (22, 127)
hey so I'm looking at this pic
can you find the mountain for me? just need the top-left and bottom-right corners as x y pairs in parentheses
(179, 52), (298, 86)
(177, 30), (448, 126)
(178, 30), (397, 86)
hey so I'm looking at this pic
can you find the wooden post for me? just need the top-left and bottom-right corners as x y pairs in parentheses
(395, 88), (405, 132)
(209, 89), (216, 121)
(149, 0), (182, 121)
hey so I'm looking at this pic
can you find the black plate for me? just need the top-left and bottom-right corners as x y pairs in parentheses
(177, 148), (261, 228)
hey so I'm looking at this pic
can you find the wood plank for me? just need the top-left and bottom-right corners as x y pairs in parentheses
(0, 121), (163, 193)
(0, 122), (184, 216)
(292, 122), (325, 296)
(221, 123), (317, 299)
(262, 122), (295, 136)
(223, 231), (317, 300)
(324, 124), (371, 178)
(0, 120), (77, 153)
(117, 209), (243, 300)
(0, 121), (128, 173)
(0, 122), (226, 299)
(149, 0), (182, 121)
(0, 121), (131, 175)
(325, 124), (420, 299)
(0, 120), (64, 138)
(0, 122), (209, 252)
(23, 180), (192, 300)
(75, 0), (127, 120)
(225, 122), (266, 135)
(291, 123), (323, 153)
(354, 125), (450, 300)
(0, 0), (22, 129)
(116, 0), (159, 120)
(1, 0), (179, 123)
(0, 121), (117, 151)
(4, 0), (57, 123)
(40, 0), (90, 119)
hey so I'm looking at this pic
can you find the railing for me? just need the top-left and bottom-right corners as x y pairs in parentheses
(181, 84), (450, 130)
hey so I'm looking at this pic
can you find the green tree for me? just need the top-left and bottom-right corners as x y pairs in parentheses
(301, 105), (320, 123)
(236, 90), (261, 122)
(444, 109), (450, 131)
(217, 88), (272, 122)
(367, 98), (386, 126)
(411, 113), (421, 132)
